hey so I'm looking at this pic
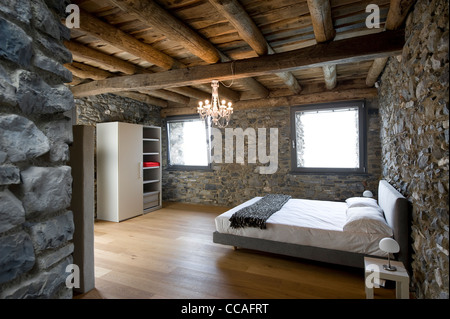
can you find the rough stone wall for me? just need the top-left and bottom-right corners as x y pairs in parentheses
(0, 0), (75, 298)
(74, 94), (161, 127)
(162, 99), (382, 207)
(378, 0), (449, 299)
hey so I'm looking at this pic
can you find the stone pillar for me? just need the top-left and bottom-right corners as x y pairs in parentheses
(0, 0), (75, 298)
(69, 125), (95, 294)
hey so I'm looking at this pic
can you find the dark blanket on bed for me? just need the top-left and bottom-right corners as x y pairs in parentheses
(229, 194), (291, 229)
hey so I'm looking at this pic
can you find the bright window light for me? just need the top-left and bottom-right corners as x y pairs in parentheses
(297, 108), (359, 168)
(167, 118), (209, 167)
(291, 101), (366, 173)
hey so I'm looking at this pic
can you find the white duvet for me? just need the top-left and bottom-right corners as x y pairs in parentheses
(215, 197), (388, 257)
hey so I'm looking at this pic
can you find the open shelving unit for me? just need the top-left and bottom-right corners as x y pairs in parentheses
(142, 126), (162, 213)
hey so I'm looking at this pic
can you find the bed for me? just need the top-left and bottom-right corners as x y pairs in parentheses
(213, 180), (410, 268)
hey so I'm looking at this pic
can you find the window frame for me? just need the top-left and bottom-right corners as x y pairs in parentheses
(165, 114), (212, 171)
(290, 100), (367, 174)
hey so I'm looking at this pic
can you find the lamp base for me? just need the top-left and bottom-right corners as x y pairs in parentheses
(383, 264), (397, 271)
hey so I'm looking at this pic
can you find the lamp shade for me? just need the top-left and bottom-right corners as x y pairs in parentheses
(379, 238), (400, 254)
(363, 190), (373, 198)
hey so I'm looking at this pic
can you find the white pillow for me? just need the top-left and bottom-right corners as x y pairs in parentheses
(345, 197), (383, 212)
(343, 206), (393, 235)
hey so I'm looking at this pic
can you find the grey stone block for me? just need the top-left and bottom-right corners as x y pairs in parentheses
(31, 0), (61, 40)
(36, 31), (72, 64)
(0, 189), (25, 233)
(42, 118), (73, 144)
(11, 70), (45, 114)
(0, 17), (32, 67)
(49, 143), (70, 162)
(0, 0), (32, 24)
(0, 114), (50, 162)
(26, 211), (74, 251)
(32, 51), (73, 83)
(0, 255), (72, 299)
(0, 232), (35, 285)
(12, 70), (75, 114)
(0, 151), (6, 163)
(44, 0), (71, 17)
(42, 119), (73, 162)
(0, 165), (21, 185)
(36, 243), (74, 270)
(0, 65), (17, 106)
(20, 166), (72, 215)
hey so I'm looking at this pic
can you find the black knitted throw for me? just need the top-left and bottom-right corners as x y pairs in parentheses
(229, 194), (291, 229)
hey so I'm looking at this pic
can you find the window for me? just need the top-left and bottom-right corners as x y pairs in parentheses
(290, 100), (367, 174)
(166, 115), (211, 170)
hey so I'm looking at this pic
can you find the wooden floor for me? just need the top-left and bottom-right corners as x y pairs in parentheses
(75, 202), (396, 299)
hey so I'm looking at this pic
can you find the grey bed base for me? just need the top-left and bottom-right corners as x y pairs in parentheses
(213, 231), (368, 268)
(213, 180), (410, 269)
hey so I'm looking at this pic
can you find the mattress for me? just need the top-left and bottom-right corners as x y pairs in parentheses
(215, 197), (388, 257)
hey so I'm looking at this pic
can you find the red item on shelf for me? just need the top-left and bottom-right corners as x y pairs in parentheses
(143, 162), (160, 167)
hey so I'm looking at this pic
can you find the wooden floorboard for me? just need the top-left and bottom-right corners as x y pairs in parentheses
(75, 201), (396, 299)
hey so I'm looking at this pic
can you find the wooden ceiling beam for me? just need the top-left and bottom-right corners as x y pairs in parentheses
(138, 89), (191, 105)
(70, 29), (405, 97)
(64, 59), (169, 107)
(322, 64), (337, 90)
(217, 49), (269, 98)
(64, 62), (113, 80)
(165, 87), (211, 101)
(71, 8), (184, 70)
(366, 57), (389, 87)
(161, 88), (377, 117)
(65, 58), (205, 104)
(306, 0), (337, 91)
(64, 40), (138, 75)
(307, 0), (336, 43)
(107, 0), (267, 99)
(198, 83), (241, 102)
(366, 0), (414, 87)
(385, 0), (415, 30)
(67, 75), (84, 86)
(322, 63), (337, 89)
(108, 0), (221, 64)
(114, 91), (168, 108)
(208, 0), (301, 94)
(209, 0), (268, 56)
(65, 38), (214, 103)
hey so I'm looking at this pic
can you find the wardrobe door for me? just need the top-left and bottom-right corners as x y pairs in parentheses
(117, 122), (143, 221)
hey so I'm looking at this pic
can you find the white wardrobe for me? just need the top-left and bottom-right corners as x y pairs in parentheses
(97, 122), (161, 222)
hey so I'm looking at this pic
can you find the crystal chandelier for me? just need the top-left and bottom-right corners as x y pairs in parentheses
(197, 80), (233, 128)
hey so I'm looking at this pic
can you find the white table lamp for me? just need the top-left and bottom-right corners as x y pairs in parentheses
(379, 238), (400, 271)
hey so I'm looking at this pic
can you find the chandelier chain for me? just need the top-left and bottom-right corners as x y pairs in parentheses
(220, 60), (235, 88)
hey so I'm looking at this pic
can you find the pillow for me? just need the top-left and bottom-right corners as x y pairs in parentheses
(343, 206), (393, 236)
(345, 197), (383, 212)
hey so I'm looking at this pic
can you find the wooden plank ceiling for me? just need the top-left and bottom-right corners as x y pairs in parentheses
(65, 0), (413, 116)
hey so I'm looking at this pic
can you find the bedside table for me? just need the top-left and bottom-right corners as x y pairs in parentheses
(364, 256), (410, 299)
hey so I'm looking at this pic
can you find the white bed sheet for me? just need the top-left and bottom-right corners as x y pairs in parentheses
(215, 197), (388, 257)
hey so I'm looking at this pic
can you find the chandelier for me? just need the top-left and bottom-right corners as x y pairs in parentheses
(197, 80), (233, 128)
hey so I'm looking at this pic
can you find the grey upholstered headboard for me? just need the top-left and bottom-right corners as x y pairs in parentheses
(378, 180), (410, 267)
